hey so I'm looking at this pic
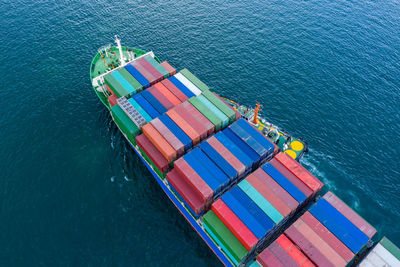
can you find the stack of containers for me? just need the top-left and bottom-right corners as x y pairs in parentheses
(359, 237), (400, 267)
(256, 191), (376, 267)
(160, 61), (176, 76)
(202, 151), (323, 265)
(166, 118), (276, 218)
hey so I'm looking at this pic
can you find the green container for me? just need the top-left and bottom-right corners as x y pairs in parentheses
(189, 97), (222, 131)
(203, 210), (247, 264)
(180, 68), (209, 92)
(144, 55), (169, 78)
(111, 105), (141, 143)
(202, 90), (236, 123)
(104, 73), (129, 98)
(238, 180), (283, 224)
(197, 95), (229, 128)
(380, 237), (400, 261)
(118, 68), (143, 92)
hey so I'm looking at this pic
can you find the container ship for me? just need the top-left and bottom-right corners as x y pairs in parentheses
(90, 36), (400, 267)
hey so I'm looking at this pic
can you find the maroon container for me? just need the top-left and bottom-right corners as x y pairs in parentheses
(301, 211), (354, 262)
(285, 227), (334, 267)
(161, 79), (188, 102)
(167, 169), (204, 215)
(253, 168), (299, 212)
(246, 173), (292, 217)
(137, 57), (163, 83)
(130, 61), (157, 85)
(136, 134), (169, 173)
(150, 118), (185, 157)
(181, 101), (215, 135)
(269, 158), (313, 198)
(174, 104), (208, 141)
(323, 191), (376, 238)
(268, 241), (300, 267)
(258, 247), (285, 267)
(148, 86), (174, 110)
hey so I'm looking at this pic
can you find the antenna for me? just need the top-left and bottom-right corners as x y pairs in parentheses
(114, 35), (126, 65)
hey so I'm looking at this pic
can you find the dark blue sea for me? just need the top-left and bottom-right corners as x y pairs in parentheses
(0, 0), (399, 265)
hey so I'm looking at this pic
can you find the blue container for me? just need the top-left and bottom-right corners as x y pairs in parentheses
(168, 76), (196, 98)
(128, 98), (152, 122)
(191, 148), (230, 189)
(309, 201), (366, 253)
(223, 128), (259, 165)
(183, 153), (220, 193)
(200, 142), (238, 181)
(132, 94), (160, 119)
(141, 90), (167, 114)
(124, 64), (150, 88)
(229, 123), (267, 159)
(229, 187), (275, 235)
(221, 192), (265, 239)
(111, 71), (136, 95)
(235, 119), (275, 154)
(215, 132), (252, 170)
(261, 163), (306, 203)
(158, 114), (192, 151)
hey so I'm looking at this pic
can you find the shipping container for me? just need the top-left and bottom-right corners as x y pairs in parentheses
(130, 61), (157, 85)
(136, 134), (169, 173)
(223, 128), (260, 165)
(322, 191), (376, 238)
(124, 64), (150, 88)
(111, 105), (140, 143)
(257, 247), (285, 267)
(161, 79), (188, 102)
(117, 67), (143, 92)
(142, 123), (176, 162)
(197, 95), (230, 128)
(111, 71), (137, 95)
(158, 114), (192, 151)
(202, 90), (236, 123)
(144, 55), (169, 78)
(380, 237), (400, 262)
(211, 199), (258, 251)
(268, 241), (301, 267)
(189, 97), (223, 131)
(160, 61), (176, 76)
(154, 82), (181, 106)
(104, 73), (129, 97)
(105, 84), (115, 95)
(174, 104), (208, 140)
(150, 118), (185, 157)
(148, 86), (174, 110)
(127, 98), (152, 123)
(137, 57), (164, 82)
(175, 73), (202, 96)
(132, 94), (160, 119)
(361, 242), (400, 267)
(179, 68), (209, 92)
(275, 235), (315, 267)
(168, 76), (196, 98)
(108, 94), (118, 107)
(180, 101), (214, 135)
(141, 90), (168, 114)
(166, 109), (200, 145)
(213, 92), (242, 120)
(215, 132), (253, 170)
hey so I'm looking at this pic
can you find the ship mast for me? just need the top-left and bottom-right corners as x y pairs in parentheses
(253, 102), (262, 124)
(114, 35), (126, 65)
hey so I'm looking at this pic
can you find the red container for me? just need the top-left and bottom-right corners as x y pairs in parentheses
(293, 219), (347, 266)
(207, 136), (246, 175)
(130, 61), (157, 85)
(108, 94), (118, 107)
(285, 226), (334, 267)
(136, 134), (169, 173)
(253, 168), (299, 211)
(148, 86), (174, 110)
(174, 104), (208, 141)
(276, 235), (315, 267)
(154, 82), (181, 106)
(174, 158), (213, 203)
(212, 92), (241, 120)
(137, 57), (163, 83)
(160, 61), (176, 76)
(167, 109), (200, 145)
(258, 248), (285, 267)
(269, 158), (313, 198)
(268, 241), (300, 267)
(181, 101), (215, 135)
(161, 79), (188, 102)
(150, 118), (185, 157)
(142, 123), (176, 162)
(246, 172), (292, 217)
(211, 199), (258, 251)
(275, 152), (324, 193)
(301, 211), (354, 262)
(167, 169), (204, 214)
(322, 191), (376, 238)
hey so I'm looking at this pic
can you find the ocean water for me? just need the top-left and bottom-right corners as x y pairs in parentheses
(0, 0), (399, 265)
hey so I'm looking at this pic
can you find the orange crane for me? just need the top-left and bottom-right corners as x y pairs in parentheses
(253, 102), (262, 124)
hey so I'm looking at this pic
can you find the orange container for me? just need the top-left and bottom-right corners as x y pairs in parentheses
(166, 109), (200, 145)
(142, 123), (176, 162)
(154, 82), (181, 106)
